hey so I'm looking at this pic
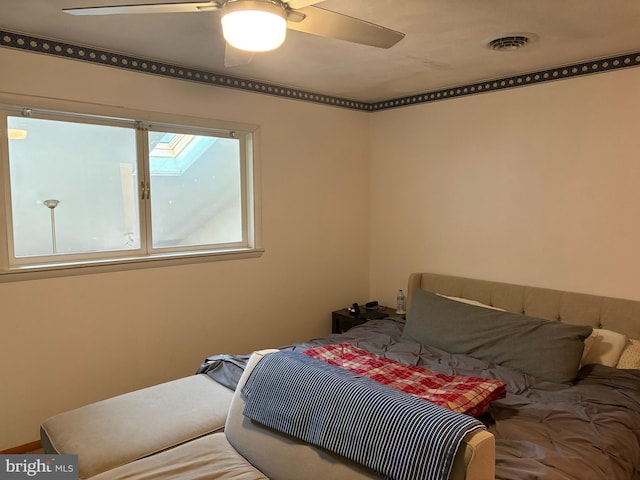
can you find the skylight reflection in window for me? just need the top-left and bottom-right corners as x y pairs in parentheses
(149, 132), (217, 176)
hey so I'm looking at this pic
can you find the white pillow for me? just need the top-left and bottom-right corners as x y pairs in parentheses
(617, 338), (640, 369)
(580, 328), (627, 367)
(436, 294), (505, 311)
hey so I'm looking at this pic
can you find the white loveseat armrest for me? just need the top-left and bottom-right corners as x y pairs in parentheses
(41, 374), (234, 479)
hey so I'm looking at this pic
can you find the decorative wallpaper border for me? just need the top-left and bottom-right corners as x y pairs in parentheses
(370, 52), (640, 111)
(2, 29), (639, 112)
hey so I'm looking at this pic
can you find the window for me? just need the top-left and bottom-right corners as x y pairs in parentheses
(0, 106), (261, 278)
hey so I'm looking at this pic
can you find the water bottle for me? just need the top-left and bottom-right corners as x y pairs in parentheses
(396, 289), (406, 314)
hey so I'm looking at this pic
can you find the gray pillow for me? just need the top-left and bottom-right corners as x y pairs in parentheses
(402, 289), (593, 383)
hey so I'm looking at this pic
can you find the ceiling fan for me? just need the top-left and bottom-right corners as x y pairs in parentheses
(62, 0), (405, 67)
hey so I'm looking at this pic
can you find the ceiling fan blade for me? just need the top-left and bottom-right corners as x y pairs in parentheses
(63, 1), (220, 16)
(224, 43), (255, 67)
(287, 6), (404, 49)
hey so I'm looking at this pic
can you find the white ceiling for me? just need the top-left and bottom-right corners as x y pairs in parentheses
(2, 0), (640, 102)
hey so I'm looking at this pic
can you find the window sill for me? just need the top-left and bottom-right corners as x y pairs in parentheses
(0, 247), (265, 283)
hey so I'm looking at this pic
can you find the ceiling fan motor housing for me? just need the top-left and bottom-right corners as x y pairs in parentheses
(221, 0), (288, 52)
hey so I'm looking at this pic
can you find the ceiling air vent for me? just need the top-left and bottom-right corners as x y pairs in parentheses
(488, 35), (529, 51)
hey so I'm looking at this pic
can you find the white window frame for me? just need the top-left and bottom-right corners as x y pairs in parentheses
(0, 97), (263, 282)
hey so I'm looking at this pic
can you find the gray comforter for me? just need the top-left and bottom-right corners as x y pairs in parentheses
(200, 318), (640, 480)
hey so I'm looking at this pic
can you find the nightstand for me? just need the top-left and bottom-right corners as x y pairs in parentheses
(331, 305), (398, 334)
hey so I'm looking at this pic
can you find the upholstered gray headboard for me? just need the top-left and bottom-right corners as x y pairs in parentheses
(407, 273), (640, 340)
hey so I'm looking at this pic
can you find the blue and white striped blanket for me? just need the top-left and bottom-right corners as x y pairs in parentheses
(241, 351), (485, 480)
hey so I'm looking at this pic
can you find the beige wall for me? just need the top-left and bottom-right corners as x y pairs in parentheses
(3, 44), (640, 450)
(369, 67), (640, 306)
(0, 48), (371, 450)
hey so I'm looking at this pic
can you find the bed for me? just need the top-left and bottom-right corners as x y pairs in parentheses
(201, 273), (640, 480)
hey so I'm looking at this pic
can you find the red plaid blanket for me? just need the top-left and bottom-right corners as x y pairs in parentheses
(303, 343), (506, 417)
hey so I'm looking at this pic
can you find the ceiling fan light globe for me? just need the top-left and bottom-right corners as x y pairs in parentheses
(221, 0), (287, 52)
